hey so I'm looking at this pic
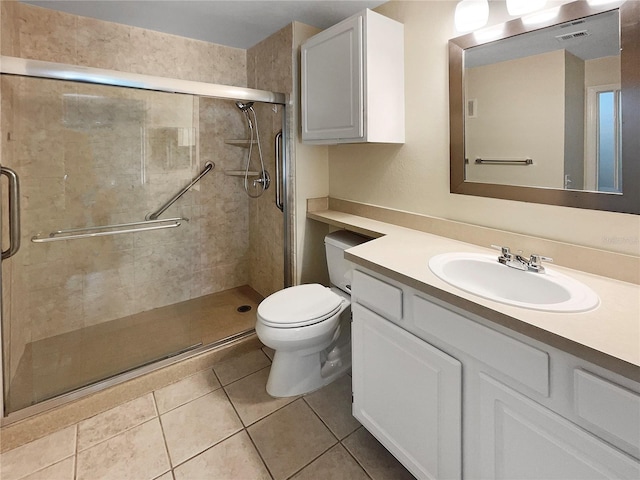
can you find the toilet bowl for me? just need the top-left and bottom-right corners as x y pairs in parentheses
(256, 231), (369, 397)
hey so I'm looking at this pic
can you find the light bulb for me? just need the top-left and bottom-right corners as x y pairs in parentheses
(522, 6), (561, 26)
(474, 25), (505, 42)
(587, 0), (623, 6)
(455, 0), (489, 33)
(506, 0), (547, 16)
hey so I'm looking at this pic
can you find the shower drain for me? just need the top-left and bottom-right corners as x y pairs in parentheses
(237, 305), (252, 313)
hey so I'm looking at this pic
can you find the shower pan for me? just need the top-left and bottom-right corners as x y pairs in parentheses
(0, 57), (289, 422)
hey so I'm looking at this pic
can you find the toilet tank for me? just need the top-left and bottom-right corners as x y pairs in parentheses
(325, 230), (370, 293)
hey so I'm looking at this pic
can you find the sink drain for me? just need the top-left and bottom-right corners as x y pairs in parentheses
(237, 305), (252, 313)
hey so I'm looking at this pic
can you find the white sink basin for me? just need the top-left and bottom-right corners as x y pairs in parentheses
(428, 252), (599, 312)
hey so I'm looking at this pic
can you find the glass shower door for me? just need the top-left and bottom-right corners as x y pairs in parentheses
(1, 75), (202, 414)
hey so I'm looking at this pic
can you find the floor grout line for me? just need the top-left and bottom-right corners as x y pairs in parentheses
(155, 382), (222, 416)
(340, 427), (378, 480)
(214, 353), (273, 388)
(245, 427), (276, 480)
(152, 391), (174, 477)
(283, 441), (339, 480)
(73, 424), (79, 480)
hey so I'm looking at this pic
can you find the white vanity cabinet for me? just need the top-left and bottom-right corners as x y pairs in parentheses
(352, 303), (462, 480)
(478, 373), (639, 479)
(301, 9), (404, 144)
(351, 267), (640, 480)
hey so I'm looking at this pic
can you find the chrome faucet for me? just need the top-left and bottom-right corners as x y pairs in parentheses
(491, 245), (553, 273)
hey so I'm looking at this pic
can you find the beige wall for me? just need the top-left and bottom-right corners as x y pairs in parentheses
(0, 1), (246, 85)
(292, 23), (331, 286)
(327, 0), (639, 257)
(585, 55), (621, 88)
(465, 50), (566, 189)
(564, 51), (585, 190)
(246, 26), (291, 297)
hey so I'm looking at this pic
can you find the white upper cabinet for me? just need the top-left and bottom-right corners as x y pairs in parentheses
(301, 9), (405, 144)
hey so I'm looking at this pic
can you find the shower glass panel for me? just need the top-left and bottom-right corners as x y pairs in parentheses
(1, 75), (269, 415)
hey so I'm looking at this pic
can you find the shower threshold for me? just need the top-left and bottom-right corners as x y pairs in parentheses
(5, 285), (262, 417)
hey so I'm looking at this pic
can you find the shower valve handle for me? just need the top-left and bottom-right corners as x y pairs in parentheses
(253, 171), (271, 190)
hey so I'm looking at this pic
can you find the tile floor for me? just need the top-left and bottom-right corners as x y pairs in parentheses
(1, 346), (415, 480)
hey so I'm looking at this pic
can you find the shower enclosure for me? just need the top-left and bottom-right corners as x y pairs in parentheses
(0, 57), (288, 420)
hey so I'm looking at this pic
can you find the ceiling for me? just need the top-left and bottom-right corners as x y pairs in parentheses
(22, 0), (387, 49)
(465, 9), (620, 68)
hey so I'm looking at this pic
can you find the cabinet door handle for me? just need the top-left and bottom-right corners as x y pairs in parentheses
(1, 166), (21, 260)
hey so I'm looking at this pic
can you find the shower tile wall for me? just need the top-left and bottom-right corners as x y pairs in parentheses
(0, 2), (246, 86)
(246, 25), (294, 297)
(0, 2), (270, 403)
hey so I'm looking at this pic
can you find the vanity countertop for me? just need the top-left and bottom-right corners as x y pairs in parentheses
(308, 209), (640, 382)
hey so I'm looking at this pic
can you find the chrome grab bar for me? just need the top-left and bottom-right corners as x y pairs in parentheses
(475, 158), (533, 165)
(1, 166), (21, 259)
(275, 130), (284, 212)
(146, 161), (215, 220)
(31, 217), (185, 243)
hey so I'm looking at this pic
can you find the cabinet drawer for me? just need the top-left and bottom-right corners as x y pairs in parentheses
(352, 270), (403, 321)
(414, 295), (549, 397)
(574, 369), (640, 454)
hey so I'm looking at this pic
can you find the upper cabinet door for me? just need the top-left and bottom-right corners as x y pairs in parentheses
(302, 14), (364, 143)
(302, 9), (405, 144)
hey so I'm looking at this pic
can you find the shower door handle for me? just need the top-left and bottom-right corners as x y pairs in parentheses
(1, 166), (20, 260)
(275, 130), (284, 212)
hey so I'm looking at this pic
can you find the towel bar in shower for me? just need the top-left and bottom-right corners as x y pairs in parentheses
(474, 158), (533, 165)
(31, 217), (186, 243)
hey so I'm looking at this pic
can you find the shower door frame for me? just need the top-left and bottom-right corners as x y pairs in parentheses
(0, 56), (292, 424)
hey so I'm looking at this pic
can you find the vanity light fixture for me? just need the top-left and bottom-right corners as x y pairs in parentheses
(455, 0), (489, 33)
(506, 0), (547, 16)
(474, 24), (505, 42)
(587, 0), (625, 7)
(521, 6), (561, 25)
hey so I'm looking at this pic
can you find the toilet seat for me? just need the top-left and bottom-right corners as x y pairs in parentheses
(258, 284), (344, 328)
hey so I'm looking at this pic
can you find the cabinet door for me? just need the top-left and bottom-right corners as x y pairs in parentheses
(352, 303), (462, 480)
(301, 14), (363, 142)
(479, 373), (640, 479)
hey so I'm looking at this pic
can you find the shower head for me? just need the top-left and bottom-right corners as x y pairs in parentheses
(235, 101), (254, 112)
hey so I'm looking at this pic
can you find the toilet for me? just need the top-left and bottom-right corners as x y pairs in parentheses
(256, 230), (369, 397)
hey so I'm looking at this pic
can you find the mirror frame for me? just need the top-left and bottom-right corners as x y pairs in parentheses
(449, 0), (639, 214)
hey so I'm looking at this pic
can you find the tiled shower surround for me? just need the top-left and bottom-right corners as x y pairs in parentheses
(0, 2), (289, 413)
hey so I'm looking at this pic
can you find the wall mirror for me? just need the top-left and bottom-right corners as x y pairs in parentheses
(449, 0), (639, 214)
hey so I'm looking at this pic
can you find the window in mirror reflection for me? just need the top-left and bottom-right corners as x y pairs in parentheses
(596, 89), (622, 193)
(585, 84), (622, 193)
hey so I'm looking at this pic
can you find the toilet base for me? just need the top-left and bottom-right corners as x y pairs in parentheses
(266, 342), (352, 397)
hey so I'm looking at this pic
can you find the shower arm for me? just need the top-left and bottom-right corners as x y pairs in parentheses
(147, 161), (215, 220)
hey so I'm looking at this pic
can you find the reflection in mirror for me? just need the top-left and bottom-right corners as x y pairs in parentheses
(464, 10), (619, 192)
(449, 0), (639, 214)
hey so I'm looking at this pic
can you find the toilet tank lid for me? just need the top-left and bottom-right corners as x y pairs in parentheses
(325, 230), (370, 250)
(258, 284), (343, 326)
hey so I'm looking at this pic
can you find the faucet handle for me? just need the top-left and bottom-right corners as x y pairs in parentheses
(491, 244), (512, 257)
(529, 254), (553, 272)
(530, 254), (553, 264)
